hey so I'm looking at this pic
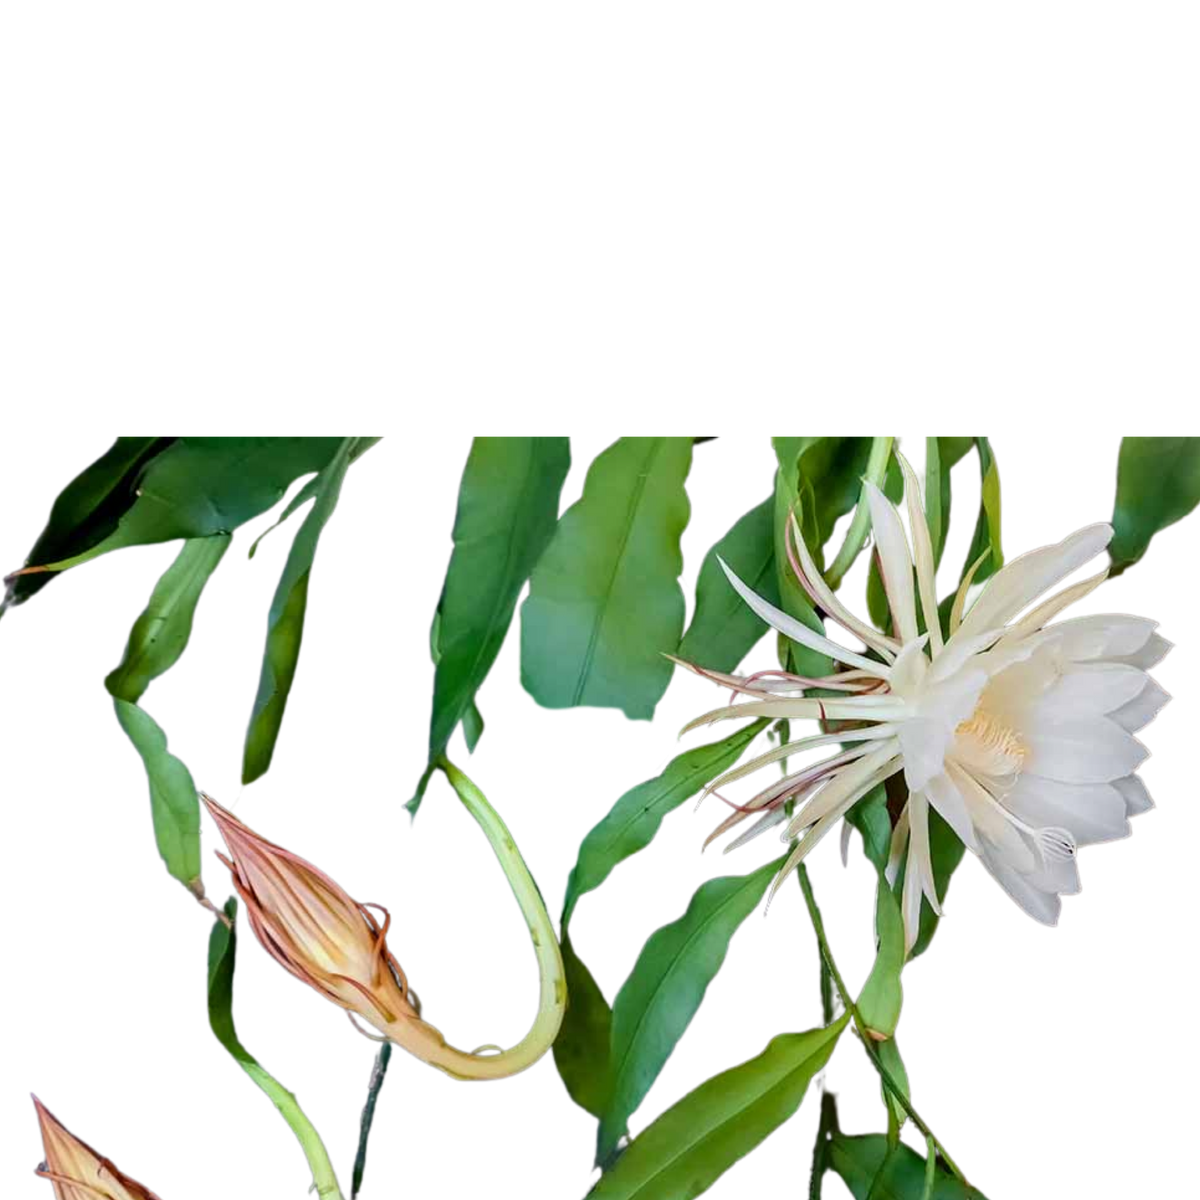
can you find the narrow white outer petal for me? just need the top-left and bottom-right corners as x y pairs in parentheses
(718, 557), (888, 676)
(957, 523), (1113, 640)
(788, 512), (899, 660)
(865, 481), (919, 643)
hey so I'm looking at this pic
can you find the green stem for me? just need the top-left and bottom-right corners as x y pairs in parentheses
(796, 868), (964, 1185)
(825, 437), (894, 590)
(350, 1036), (396, 1195)
(408, 758), (565, 1080)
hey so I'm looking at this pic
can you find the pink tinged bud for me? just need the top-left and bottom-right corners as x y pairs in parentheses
(202, 796), (441, 1057)
(33, 1097), (162, 1200)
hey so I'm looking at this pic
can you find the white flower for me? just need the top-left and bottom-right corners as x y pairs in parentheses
(678, 455), (1170, 950)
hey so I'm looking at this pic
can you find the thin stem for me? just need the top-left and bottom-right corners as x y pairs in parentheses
(351, 1042), (393, 1198)
(796, 859), (964, 1185)
(825, 437), (894, 590)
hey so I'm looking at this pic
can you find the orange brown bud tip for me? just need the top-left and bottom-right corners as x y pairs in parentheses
(33, 1097), (162, 1200)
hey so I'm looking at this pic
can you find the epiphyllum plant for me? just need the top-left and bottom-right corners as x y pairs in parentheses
(680, 456), (1169, 949)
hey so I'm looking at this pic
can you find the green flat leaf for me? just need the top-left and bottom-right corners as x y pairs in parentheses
(936, 438), (1004, 652)
(108, 696), (204, 902)
(923, 438), (973, 570)
(829, 1133), (986, 1199)
(553, 933), (615, 1118)
(974, 436), (1003, 571)
(4, 436), (176, 611)
(562, 721), (768, 928)
(845, 784), (892, 874)
(247, 438), (379, 558)
(243, 438), (376, 784)
(426, 437), (570, 777)
(22, 437), (349, 575)
(589, 1017), (848, 1200)
(875, 1037), (910, 1133)
(597, 858), (783, 1164)
(106, 534), (230, 705)
(521, 437), (693, 719)
(772, 452), (829, 677)
(351, 1043), (392, 1199)
(678, 496), (777, 673)
(843, 784), (904, 1040)
(105, 534), (229, 892)
(1110, 436), (1200, 573)
(866, 453), (905, 631)
(857, 873), (905, 1039)
(429, 610), (484, 755)
(207, 899), (344, 1200)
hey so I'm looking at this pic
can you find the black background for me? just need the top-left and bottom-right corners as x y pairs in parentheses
(7, 436), (1171, 1195)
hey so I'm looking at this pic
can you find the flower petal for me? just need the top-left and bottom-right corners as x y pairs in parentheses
(1108, 678), (1170, 732)
(1043, 613), (1159, 662)
(978, 839), (1062, 925)
(1032, 662), (1152, 720)
(1001, 774), (1130, 846)
(787, 512), (900, 660)
(866, 481), (919, 643)
(717, 557), (888, 675)
(1113, 773), (1154, 816)
(957, 523), (1113, 641)
(924, 770), (980, 852)
(1112, 631), (1172, 670)
(1002, 569), (1108, 641)
(908, 791), (941, 913)
(1022, 719), (1149, 783)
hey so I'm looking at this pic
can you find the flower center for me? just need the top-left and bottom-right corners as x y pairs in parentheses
(955, 706), (1026, 779)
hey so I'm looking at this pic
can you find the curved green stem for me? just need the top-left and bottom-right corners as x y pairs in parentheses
(429, 763), (564, 1084)
(825, 436), (894, 590)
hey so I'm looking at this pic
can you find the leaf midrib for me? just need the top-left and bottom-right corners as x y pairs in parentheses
(606, 869), (769, 1132)
(571, 438), (663, 707)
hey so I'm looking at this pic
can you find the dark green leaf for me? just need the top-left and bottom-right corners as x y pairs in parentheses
(771, 450), (829, 677)
(588, 1018), (848, 1200)
(923, 438), (973, 570)
(243, 438), (375, 784)
(429, 610), (484, 756)
(866, 452), (904, 632)
(829, 1133), (986, 1200)
(521, 437), (693, 719)
(427, 437), (570, 774)
(351, 1043), (392, 1199)
(2, 437), (174, 611)
(19, 437), (350, 579)
(553, 933), (614, 1118)
(678, 496), (777, 673)
(562, 721), (768, 928)
(597, 859), (782, 1163)
(875, 1038), (910, 1133)
(1110, 436), (1200, 573)
(845, 784), (892, 874)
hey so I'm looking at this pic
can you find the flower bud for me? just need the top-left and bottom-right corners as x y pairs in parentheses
(33, 1097), (161, 1200)
(204, 770), (565, 1082)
